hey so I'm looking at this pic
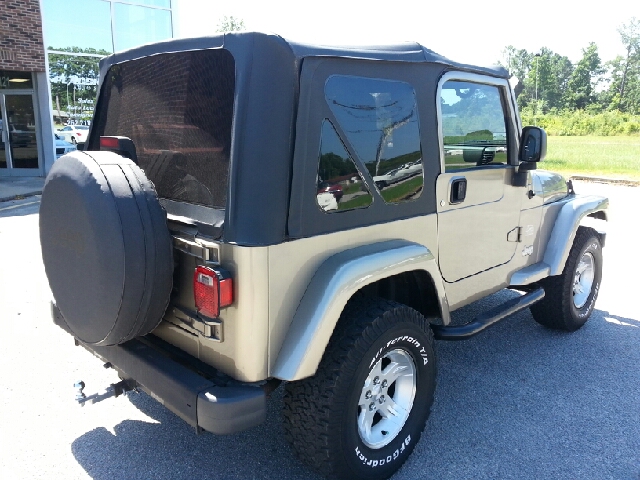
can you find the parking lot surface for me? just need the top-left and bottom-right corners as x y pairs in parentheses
(0, 181), (638, 479)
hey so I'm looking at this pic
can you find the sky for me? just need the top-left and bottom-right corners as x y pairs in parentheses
(174, 0), (639, 68)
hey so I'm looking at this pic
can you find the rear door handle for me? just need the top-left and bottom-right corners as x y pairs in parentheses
(450, 177), (467, 204)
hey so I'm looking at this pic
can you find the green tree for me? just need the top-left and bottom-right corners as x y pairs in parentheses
(499, 46), (533, 98)
(564, 42), (603, 110)
(216, 16), (245, 33)
(520, 48), (573, 112)
(603, 17), (640, 113)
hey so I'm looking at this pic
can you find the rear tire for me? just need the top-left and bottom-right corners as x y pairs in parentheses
(283, 297), (436, 480)
(531, 227), (602, 331)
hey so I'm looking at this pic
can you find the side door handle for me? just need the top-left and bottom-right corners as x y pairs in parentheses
(450, 177), (467, 204)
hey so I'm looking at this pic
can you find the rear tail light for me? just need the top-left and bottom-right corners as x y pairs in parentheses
(99, 136), (138, 163)
(194, 266), (233, 318)
(100, 136), (119, 149)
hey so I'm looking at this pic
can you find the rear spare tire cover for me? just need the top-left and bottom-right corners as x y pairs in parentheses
(40, 151), (173, 346)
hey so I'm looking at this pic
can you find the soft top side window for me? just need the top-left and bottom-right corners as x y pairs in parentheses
(316, 120), (373, 212)
(440, 81), (508, 172)
(324, 75), (424, 206)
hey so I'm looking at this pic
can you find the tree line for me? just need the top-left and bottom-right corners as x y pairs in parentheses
(500, 17), (639, 115)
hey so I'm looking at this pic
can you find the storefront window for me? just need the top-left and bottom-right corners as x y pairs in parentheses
(41, 0), (114, 52)
(48, 55), (101, 125)
(42, 0), (174, 128)
(133, 0), (172, 7)
(113, 3), (173, 52)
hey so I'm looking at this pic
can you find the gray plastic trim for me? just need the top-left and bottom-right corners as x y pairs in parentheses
(272, 240), (449, 381)
(543, 195), (609, 276)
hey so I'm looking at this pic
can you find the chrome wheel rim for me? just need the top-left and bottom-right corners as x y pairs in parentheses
(573, 252), (595, 309)
(357, 348), (416, 449)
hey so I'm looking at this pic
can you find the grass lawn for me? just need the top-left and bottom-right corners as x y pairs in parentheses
(381, 176), (423, 203)
(544, 136), (640, 180)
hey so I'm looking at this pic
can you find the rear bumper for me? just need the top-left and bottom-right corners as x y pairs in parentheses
(52, 302), (266, 435)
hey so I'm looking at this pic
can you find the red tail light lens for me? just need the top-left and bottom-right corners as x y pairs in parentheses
(100, 136), (120, 149)
(194, 266), (233, 318)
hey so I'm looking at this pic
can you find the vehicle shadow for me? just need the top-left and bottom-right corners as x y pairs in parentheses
(71, 384), (321, 480)
(71, 291), (640, 480)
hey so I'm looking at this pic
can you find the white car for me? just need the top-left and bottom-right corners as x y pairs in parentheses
(373, 160), (423, 188)
(57, 125), (90, 144)
(55, 134), (77, 159)
(316, 191), (338, 211)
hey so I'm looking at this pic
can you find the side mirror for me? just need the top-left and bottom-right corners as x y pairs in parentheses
(519, 126), (547, 163)
(76, 142), (85, 151)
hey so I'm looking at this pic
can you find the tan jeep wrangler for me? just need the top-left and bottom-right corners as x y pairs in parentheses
(40, 32), (608, 480)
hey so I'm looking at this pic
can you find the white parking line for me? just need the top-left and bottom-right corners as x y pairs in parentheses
(0, 200), (40, 212)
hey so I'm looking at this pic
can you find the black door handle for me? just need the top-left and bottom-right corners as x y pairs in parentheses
(450, 178), (467, 204)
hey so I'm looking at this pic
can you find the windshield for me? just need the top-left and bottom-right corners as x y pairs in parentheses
(91, 49), (235, 209)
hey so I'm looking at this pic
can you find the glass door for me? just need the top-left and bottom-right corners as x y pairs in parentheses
(0, 93), (40, 176)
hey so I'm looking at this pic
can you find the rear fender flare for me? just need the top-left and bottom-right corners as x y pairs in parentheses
(272, 240), (449, 381)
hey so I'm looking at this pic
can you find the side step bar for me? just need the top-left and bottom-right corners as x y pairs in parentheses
(431, 288), (545, 340)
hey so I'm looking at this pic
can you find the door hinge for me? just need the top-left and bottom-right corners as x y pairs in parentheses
(172, 234), (220, 263)
(170, 306), (223, 342)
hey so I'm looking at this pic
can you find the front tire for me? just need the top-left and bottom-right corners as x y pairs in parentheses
(531, 226), (602, 331)
(283, 297), (436, 480)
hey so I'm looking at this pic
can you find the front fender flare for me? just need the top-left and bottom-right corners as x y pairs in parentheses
(543, 194), (608, 276)
(272, 240), (449, 381)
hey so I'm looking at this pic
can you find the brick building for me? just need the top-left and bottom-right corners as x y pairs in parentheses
(0, 0), (175, 178)
(0, 0), (53, 176)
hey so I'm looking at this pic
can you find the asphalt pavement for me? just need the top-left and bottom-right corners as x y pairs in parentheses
(0, 182), (638, 480)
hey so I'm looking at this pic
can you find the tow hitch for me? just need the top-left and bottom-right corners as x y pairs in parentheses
(74, 378), (136, 407)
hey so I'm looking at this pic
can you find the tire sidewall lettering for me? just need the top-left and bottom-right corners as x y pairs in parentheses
(354, 435), (412, 469)
(369, 334), (427, 369)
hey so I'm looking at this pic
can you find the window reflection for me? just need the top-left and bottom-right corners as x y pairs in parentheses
(42, 0), (174, 128)
(48, 54), (102, 125)
(317, 120), (372, 212)
(441, 81), (508, 172)
(325, 75), (423, 203)
(41, 0), (113, 52)
(114, 3), (173, 52)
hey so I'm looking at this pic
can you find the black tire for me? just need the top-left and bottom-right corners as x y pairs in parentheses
(531, 226), (602, 331)
(40, 150), (173, 346)
(283, 297), (436, 480)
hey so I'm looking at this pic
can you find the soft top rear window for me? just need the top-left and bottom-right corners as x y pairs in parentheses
(92, 49), (235, 208)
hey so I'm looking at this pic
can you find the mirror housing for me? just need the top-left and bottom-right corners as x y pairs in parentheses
(519, 126), (547, 163)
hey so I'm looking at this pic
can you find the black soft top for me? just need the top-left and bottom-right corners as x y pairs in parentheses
(93, 32), (508, 246)
(98, 31), (508, 82)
